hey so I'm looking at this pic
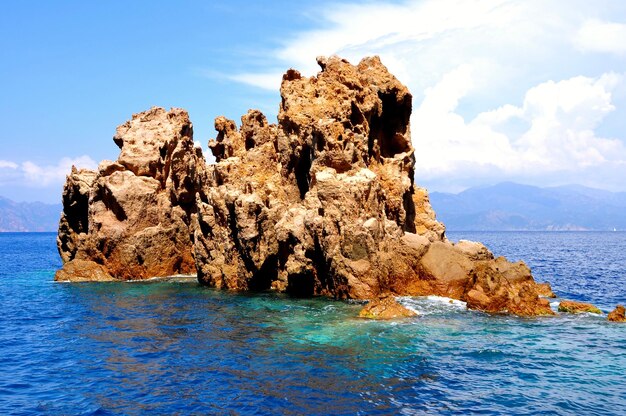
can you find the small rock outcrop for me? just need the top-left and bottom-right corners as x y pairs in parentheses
(358, 295), (417, 319)
(535, 282), (557, 298)
(607, 305), (625, 322)
(54, 259), (115, 282)
(56, 56), (555, 316)
(558, 300), (602, 315)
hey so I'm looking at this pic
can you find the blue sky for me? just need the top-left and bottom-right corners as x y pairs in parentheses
(1, 0), (626, 202)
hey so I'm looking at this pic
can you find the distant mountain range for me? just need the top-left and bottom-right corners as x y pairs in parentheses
(429, 182), (626, 231)
(0, 196), (61, 232)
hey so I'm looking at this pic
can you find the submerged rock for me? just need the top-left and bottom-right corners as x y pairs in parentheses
(558, 300), (602, 315)
(358, 295), (417, 320)
(54, 259), (116, 282)
(607, 305), (626, 322)
(56, 56), (556, 317)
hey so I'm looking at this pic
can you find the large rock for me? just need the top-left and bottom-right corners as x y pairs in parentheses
(57, 107), (199, 280)
(56, 56), (555, 317)
(463, 259), (554, 316)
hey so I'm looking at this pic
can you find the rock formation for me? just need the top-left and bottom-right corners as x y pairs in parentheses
(55, 259), (115, 282)
(56, 56), (555, 317)
(358, 295), (417, 319)
(57, 107), (199, 280)
(558, 300), (602, 315)
(607, 305), (625, 322)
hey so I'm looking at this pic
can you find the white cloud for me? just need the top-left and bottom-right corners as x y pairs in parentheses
(230, 0), (588, 94)
(0, 156), (97, 188)
(22, 155), (97, 186)
(0, 160), (18, 169)
(228, 72), (283, 92)
(575, 19), (626, 55)
(413, 68), (626, 188)
(220, 0), (626, 190)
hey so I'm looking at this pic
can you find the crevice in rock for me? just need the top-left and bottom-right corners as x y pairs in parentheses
(226, 203), (256, 274)
(295, 143), (312, 199)
(181, 124), (193, 140)
(278, 238), (293, 269)
(368, 89), (412, 160)
(287, 271), (315, 297)
(63, 188), (90, 234)
(96, 186), (127, 222)
(402, 186), (416, 233)
(248, 254), (277, 291)
(312, 131), (325, 152)
(245, 136), (256, 151)
(310, 237), (334, 296)
(349, 102), (365, 132)
(198, 215), (211, 236)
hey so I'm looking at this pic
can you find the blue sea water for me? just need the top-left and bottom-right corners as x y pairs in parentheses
(0, 231), (624, 415)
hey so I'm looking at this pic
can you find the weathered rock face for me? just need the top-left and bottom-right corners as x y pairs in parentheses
(57, 55), (555, 316)
(535, 282), (557, 298)
(192, 56), (552, 315)
(57, 107), (199, 280)
(558, 300), (602, 315)
(55, 259), (115, 282)
(358, 295), (417, 320)
(195, 56), (444, 298)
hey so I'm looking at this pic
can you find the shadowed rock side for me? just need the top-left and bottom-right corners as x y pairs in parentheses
(57, 107), (199, 280)
(57, 56), (554, 316)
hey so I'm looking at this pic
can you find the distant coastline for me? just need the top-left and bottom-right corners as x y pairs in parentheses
(0, 196), (61, 232)
(430, 182), (626, 232)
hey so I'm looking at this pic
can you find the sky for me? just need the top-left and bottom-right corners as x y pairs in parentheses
(1, 0), (626, 203)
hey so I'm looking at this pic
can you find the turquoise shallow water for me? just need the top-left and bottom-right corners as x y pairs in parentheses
(0, 232), (625, 415)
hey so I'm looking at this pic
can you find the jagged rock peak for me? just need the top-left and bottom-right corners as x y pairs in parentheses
(57, 107), (200, 280)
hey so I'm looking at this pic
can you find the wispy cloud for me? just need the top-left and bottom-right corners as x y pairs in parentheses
(228, 72), (284, 92)
(574, 19), (626, 55)
(0, 156), (97, 187)
(0, 160), (19, 169)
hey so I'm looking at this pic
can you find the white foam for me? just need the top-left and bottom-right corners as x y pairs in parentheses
(127, 274), (197, 283)
(397, 295), (467, 316)
(425, 295), (467, 307)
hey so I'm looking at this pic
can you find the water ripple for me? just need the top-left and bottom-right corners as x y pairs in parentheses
(0, 232), (625, 415)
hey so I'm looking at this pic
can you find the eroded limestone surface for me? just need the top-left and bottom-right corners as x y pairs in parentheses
(57, 107), (199, 280)
(57, 56), (554, 316)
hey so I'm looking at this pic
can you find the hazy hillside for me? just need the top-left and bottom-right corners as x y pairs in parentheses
(0, 196), (62, 232)
(430, 182), (626, 231)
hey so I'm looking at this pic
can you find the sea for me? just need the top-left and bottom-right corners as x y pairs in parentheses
(0, 231), (624, 415)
